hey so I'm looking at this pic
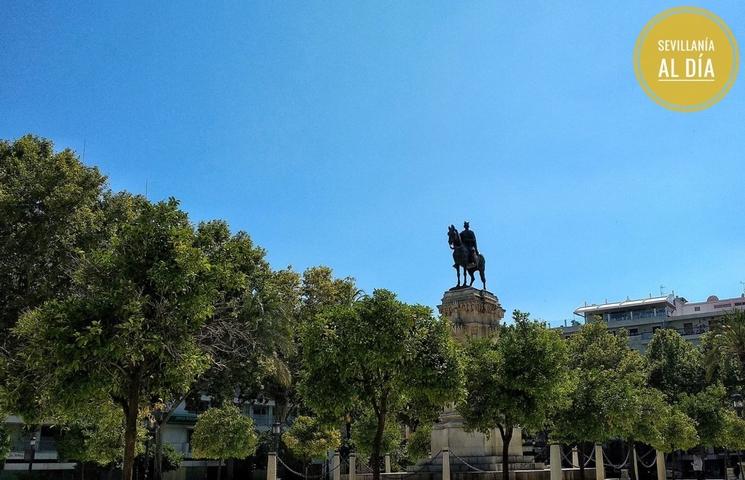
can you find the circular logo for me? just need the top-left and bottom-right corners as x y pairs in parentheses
(633, 7), (739, 112)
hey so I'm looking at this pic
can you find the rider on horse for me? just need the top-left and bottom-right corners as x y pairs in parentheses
(460, 221), (479, 268)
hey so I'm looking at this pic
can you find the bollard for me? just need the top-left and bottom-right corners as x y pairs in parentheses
(332, 451), (341, 480)
(572, 446), (580, 469)
(550, 444), (562, 480)
(385, 454), (391, 473)
(656, 451), (666, 480)
(442, 448), (451, 480)
(349, 452), (357, 480)
(595, 445), (605, 480)
(267, 452), (277, 480)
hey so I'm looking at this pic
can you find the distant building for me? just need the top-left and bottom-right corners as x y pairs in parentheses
(559, 293), (745, 351)
(2, 397), (275, 472)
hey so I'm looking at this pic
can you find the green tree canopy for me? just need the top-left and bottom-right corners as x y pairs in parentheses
(299, 289), (462, 480)
(191, 404), (258, 480)
(13, 195), (215, 480)
(646, 328), (705, 401)
(552, 321), (647, 479)
(284, 415), (341, 474)
(460, 311), (569, 480)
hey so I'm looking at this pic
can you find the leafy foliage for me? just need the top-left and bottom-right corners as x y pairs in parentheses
(646, 328), (705, 401)
(284, 416), (341, 464)
(299, 289), (462, 480)
(0, 422), (10, 464)
(405, 424), (432, 463)
(12, 194), (215, 480)
(191, 405), (258, 461)
(350, 410), (402, 459)
(460, 311), (568, 480)
(553, 322), (646, 447)
(55, 399), (145, 466)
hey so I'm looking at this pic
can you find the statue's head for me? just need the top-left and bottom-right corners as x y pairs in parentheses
(463, 221), (470, 230)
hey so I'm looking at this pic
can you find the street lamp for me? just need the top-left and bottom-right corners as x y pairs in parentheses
(733, 394), (744, 475)
(28, 434), (37, 472)
(272, 421), (281, 454)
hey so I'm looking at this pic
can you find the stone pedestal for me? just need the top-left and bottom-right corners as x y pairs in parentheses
(431, 287), (523, 458)
(438, 287), (505, 340)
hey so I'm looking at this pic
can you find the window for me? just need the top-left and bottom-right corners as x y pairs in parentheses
(252, 405), (269, 416)
(694, 306), (701, 311)
(628, 328), (639, 336)
(684, 323), (693, 335)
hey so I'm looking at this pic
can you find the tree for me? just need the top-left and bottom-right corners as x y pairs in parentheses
(0, 422), (10, 469)
(679, 384), (731, 448)
(646, 328), (706, 401)
(460, 311), (569, 480)
(284, 416), (341, 477)
(703, 311), (745, 391)
(552, 322), (646, 480)
(54, 398), (145, 469)
(0, 135), (108, 332)
(191, 405), (258, 480)
(299, 289), (462, 480)
(351, 410), (402, 461)
(12, 195), (215, 480)
(0, 135), (109, 416)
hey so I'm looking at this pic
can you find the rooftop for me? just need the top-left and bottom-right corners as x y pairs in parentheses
(574, 295), (673, 315)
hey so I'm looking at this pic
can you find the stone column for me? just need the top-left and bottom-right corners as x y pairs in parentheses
(656, 451), (666, 480)
(595, 444), (605, 480)
(384, 454), (391, 473)
(349, 452), (357, 480)
(572, 446), (580, 468)
(267, 452), (277, 480)
(550, 444), (562, 480)
(332, 452), (341, 480)
(442, 448), (451, 480)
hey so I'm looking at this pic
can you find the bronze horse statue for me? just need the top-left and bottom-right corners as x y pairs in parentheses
(448, 225), (486, 289)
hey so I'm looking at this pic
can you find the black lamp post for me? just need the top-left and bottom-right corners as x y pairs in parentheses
(733, 394), (744, 477)
(272, 421), (281, 454)
(28, 434), (37, 473)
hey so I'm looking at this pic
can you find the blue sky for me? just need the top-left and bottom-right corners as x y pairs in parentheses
(2, 1), (744, 325)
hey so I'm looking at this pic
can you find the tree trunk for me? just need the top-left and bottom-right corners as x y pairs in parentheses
(579, 443), (586, 480)
(122, 378), (141, 480)
(371, 407), (387, 480)
(217, 460), (223, 480)
(227, 459), (234, 480)
(499, 424), (514, 480)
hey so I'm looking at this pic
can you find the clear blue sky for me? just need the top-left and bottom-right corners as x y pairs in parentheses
(2, 1), (744, 325)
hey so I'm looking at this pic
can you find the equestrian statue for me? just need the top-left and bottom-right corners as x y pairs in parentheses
(447, 221), (486, 289)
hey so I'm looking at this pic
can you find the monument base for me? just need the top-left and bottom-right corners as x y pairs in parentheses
(433, 287), (524, 460)
(430, 407), (523, 458)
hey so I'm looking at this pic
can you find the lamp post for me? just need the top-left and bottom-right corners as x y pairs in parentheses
(272, 421), (281, 454)
(733, 394), (744, 479)
(28, 434), (37, 473)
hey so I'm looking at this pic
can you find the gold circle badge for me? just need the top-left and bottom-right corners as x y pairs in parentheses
(634, 7), (739, 112)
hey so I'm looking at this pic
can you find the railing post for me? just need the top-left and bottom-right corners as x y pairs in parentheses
(632, 448), (640, 480)
(385, 454), (391, 473)
(349, 452), (357, 480)
(442, 448), (450, 480)
(267, 452), (277, 480)
(656, 451), (666, 480)
(332, 451), (341, 480)
(595, 444), (605, 480)
(572, 446), (580, 468)
(550, 444), (562, 480)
